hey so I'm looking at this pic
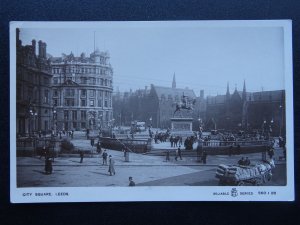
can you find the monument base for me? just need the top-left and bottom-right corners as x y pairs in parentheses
(170, 117), (194, 136)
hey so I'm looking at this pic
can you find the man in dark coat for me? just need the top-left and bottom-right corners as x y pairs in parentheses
(178, 146), (182, 160)
(102, 150), (108, 165)
(80, 151), (84, 163)
(129, 177), (135, 186)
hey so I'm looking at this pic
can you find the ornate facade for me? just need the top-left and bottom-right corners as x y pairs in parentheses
(50, 49), (113, 131)
(16, 28), (53, 135)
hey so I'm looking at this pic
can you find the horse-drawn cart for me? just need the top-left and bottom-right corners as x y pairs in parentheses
(216, 159), (275, 186)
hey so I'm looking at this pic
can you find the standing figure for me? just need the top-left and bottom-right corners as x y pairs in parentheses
(102, 150), (108, 165)
(166, 150), (170, 161)
(129, 177), (135, 186)
(45, 157), (53, 174)
(178, 146), (182, 160)
(108, 155), (115, 176)
(80, 151), (84, 163)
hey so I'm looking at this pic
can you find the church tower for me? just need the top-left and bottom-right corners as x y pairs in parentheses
(172, 73), (176, 89)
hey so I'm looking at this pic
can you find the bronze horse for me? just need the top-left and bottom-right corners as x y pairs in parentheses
(173, 97), (196, 116)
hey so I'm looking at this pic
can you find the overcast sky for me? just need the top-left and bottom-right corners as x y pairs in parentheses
(19, 22), (285, 96)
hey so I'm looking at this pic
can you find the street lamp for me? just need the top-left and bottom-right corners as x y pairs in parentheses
(52, 105), (57, 136)
(149, 117), (152, 128)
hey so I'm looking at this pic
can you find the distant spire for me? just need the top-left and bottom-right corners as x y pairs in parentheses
(242, 79), (247, 101)
(226, 82), (230, 101)
(172, 73), (176, 89)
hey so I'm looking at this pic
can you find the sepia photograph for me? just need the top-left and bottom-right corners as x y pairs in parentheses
(10, 21), (294, 202)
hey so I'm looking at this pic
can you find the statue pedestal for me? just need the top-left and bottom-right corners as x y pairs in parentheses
(170, 118), (193, 135)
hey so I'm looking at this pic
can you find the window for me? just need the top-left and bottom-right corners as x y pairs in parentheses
(81, 89), (86, 97)
(104, 100), (108, 107)
(65, 89), (75, 97)
(105, 91), (108, 97)
(64, 99), (74, 106)
(104, 79), (107, 86)
(98, 99), (102, 107)
(73, 122), (77, 129)
(53, 78), (58, 84)
(81, 122), (86, 129)
(44, 90), (49, 104)
(90, 100), (94, 107)
(53, 90), (58, 97)
(81, 111), (86, 120)
(81, 99), (86, 106)
(100, 78), (104, 85)
(53, 99), (58, 106)
(89, 90), (95, 97)
(98, 90), (102, 97)
(64, 110), (69, 120)
(44, 78), (49, 85)
(80, 77), (88, 84)
(72, 111), (77, 120)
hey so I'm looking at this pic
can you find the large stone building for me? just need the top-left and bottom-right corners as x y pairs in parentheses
(112, 75), (206, 129)
(50, 49), (113, 131)
(206, 81), (285, 136)
(16, 28), (53, 135)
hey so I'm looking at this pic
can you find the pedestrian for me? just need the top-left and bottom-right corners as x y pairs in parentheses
(175, 148), (178, 161)
(80, 151), (84, 163)
(166, 150), (170, 161)
(45, 157), (53, 174)
(96, 141), (102, 153)
(268, 147), (275, 159)
(244, 157), (250, 166)
(108, 155), (115, 176)
(178, 146), (182, 160)
(129, 177), (135, 186)
(202, 150), (207, 164)
(102, 150), (108, 165)
(91, 138), (95, 147)
(238, 157), (245, 166)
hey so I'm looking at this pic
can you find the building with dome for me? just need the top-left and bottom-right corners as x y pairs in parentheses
(50, 49), (113, 131)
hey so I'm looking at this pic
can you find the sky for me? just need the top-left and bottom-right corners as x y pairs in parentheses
(19, 22), (285, 96)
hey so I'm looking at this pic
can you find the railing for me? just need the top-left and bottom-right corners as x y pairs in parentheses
(16, 137), (62, 156)
(201, 140), (271, 147)
(99, 137), (151, 153)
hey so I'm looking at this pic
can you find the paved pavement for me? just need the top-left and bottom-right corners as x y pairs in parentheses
(17, 135), (286, 187)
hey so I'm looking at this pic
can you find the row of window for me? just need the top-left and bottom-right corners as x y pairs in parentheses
(18, 71), (50, 85)
(53, 77), (112, 86)
(63, 110), (112, 121)
(17, 84), (51, 104)
(53, 98), (112, 108)
(52, 67), (110, 75)
(53, 89), (112, 98)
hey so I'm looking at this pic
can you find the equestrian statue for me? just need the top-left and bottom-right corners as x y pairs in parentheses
(173, 93), (196, 117)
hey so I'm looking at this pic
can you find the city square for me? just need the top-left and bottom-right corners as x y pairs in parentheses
(15, 22), (288, 189)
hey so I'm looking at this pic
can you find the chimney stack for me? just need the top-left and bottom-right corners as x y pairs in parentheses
(32, 39), (36, 56)
(16, 28), (22, 47)
(38, 40), (43, 58)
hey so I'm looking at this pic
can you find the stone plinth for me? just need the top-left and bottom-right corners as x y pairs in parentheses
(170, 117), (193, 132)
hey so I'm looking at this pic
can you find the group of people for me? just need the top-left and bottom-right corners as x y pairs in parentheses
(165, 146), (183, 161)
(170, 135), (183, 148)
(238, 157), (251, 166)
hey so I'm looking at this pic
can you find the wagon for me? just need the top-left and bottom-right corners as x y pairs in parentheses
(216, 159), (275, 186)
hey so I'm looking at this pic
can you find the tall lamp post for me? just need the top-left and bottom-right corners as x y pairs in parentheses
(149, 117), (152, 128)
(52, 105), (57, 136)
(29, 108), (38, 136)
